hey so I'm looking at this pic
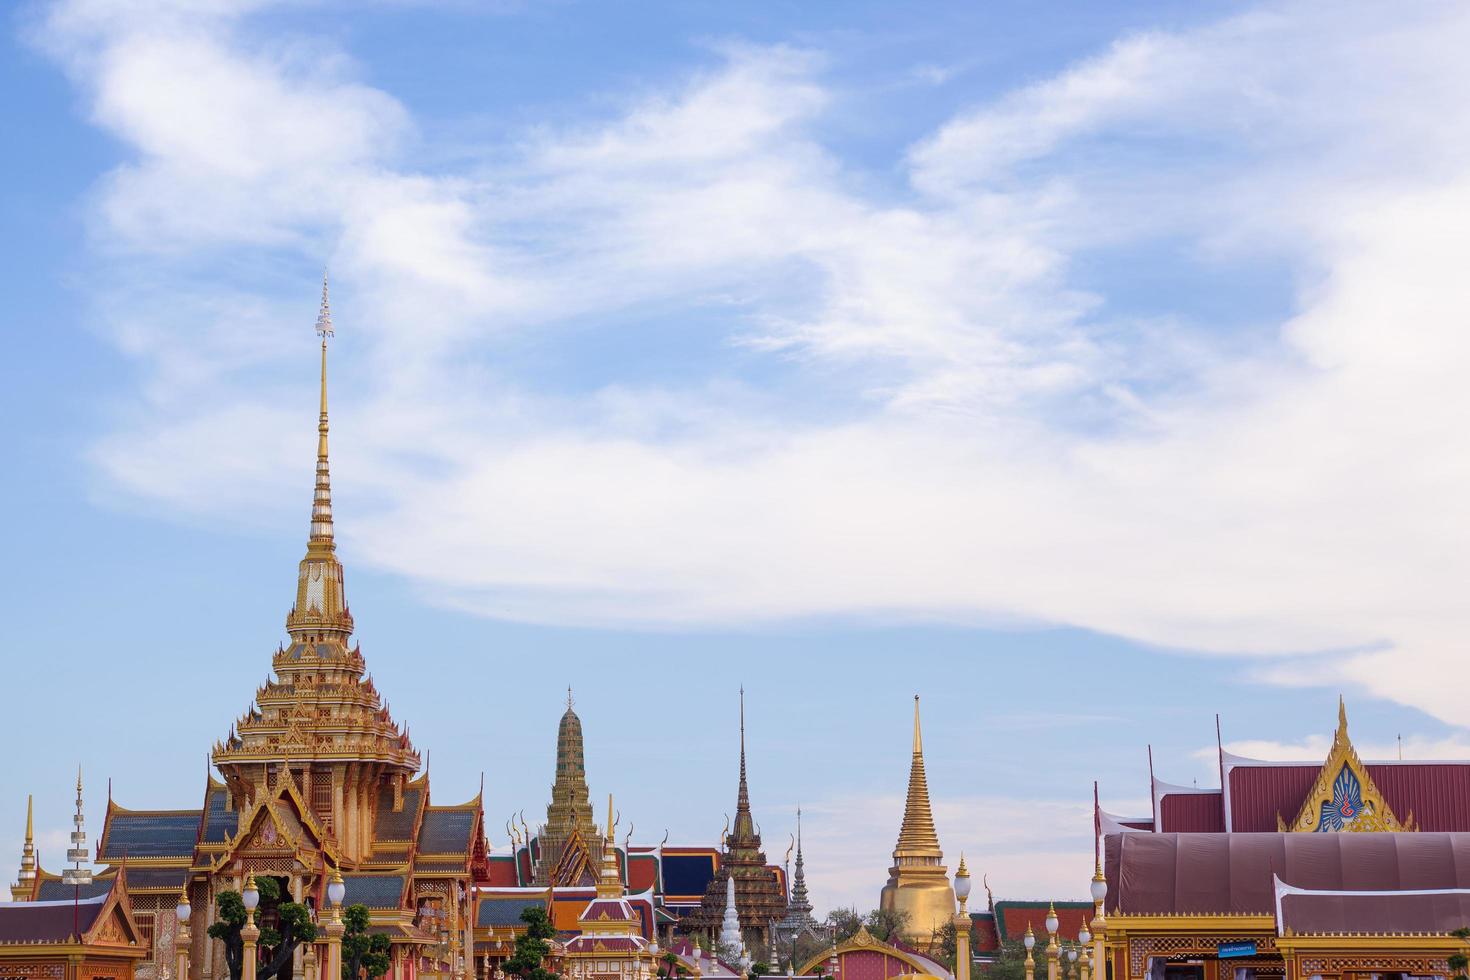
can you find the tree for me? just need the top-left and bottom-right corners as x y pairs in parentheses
(504, 905), (559, 980)
(655, 952), (689, 980)
(1450, 926), (1470, 980)
(207, 878), (317, 980)
(822, 907), (909, 946)
(750, 962), (771, 978)
(983, 938), (1042, 980)
(343, 904), (391, 980)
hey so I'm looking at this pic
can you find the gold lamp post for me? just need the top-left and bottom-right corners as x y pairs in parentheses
(1044, 904), (1059, 980)
(952, 855), (972, 980)
(241, 873), (261, 980)
(325, 868), (347, 980)
(1077, 923), (1091, 980)
(1022, 924), (1036, 980)
(1089, 856), (1107, 980)
(175, 888), (192, 980)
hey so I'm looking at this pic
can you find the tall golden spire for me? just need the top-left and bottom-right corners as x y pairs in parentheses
(286, 274), (352, 645)
(879, 695), (952, 948)
(895, 695), (942, 858)
(596, 793), (623, 897)
(11, 795), (36, 900)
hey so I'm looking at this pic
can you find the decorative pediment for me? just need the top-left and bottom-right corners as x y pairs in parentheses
(213, 781), (339, 871)
(84, 867), (146, 948)
(551, 827), (595, 887)
(1278, 699), (1416, 833)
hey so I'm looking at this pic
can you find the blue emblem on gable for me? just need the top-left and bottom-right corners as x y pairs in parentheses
(1316, 763), (1372, 832)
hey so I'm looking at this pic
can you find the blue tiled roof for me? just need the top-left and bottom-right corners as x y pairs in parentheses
(374, 787), (422, 842)
(419, 809), (475, 854)
(660, 853), (717, 897)
(341, 874), (406, 909)
(99, 811), (201, 860)
(36, 877), (113, 901)
(477, 897), (543, 927)
(202, 789), (235, 844)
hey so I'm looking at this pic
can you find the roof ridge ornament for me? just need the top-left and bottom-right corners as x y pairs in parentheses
(1277, 699), (1415, 833)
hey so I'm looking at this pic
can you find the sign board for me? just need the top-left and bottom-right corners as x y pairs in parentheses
(1217, 941), (1256, 959)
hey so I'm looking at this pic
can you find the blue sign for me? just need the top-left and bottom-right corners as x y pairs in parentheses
(1217, 941), (1256, 959)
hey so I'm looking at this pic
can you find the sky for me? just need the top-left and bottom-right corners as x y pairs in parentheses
(3, 0), (1470, 913)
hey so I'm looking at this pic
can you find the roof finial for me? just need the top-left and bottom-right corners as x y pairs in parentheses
(568, 685), (574, 710)
(310, 274), (334, 552)
(1337, 694), (1348, 736)
(14, 794), (37, 894)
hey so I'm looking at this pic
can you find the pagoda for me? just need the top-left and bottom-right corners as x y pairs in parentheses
(561, 795), (659, 980)
(8, 280), (489, 980)
(533, 690), (603, 886)
(878, 696), (954, 948)
(774, 807), (818, 945)
(687, 690), (786, 955)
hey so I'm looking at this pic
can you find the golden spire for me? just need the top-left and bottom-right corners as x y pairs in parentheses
(286, 274), (352, 645)
(12, 795), (36, 898)
(1337, 694), (1348, 738)
(597, 793), (623, 897)
(894, 695), (942, 859)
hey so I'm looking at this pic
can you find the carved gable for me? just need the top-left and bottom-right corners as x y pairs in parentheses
(1279, 700), (1415, 833)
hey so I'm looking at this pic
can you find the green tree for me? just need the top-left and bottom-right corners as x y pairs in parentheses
(822, 907), (910, 946)
(655, 952), (689, 980)
(1449, 925), (1470, 980)
(505, 905), (559, 980)
(207, 878), (317, 980)
(343, 904), (391, 980)
(750, 961), (771, 978)
(983, 938), (1041, 980)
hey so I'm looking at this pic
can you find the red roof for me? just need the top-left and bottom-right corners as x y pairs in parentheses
(969, 913), (999, 953)
(1227, 762), (1470, 831)
(626, 853), (658, 892)
(1103, 831), (1470, 916)
(0, 896), (107, 943)
(994, 903), (1093, 944)
(483, 856), (520, 887)
(1158, 791), (1224, 832)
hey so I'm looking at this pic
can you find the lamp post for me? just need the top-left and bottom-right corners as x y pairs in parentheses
(953, 855), (972, 980)
(1089, 857), (1107, 980)
(242, 873), (261, 980)
(1022, 924), (1036, 980)
(1044, 904), (1059, 980)
(1066, 944), (1078, 980)
(176, 889), (193, 980)
(325, 868), (347, 980)
(1077, 924), (1091, 980)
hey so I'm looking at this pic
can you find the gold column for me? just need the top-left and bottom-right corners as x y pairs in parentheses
(1045, 904), (1059, 980)
(242, 874), (261, 980)
(1022, 925), (1036, 980)
(325, 868), (346, 980)
(304, 943), (318, 980)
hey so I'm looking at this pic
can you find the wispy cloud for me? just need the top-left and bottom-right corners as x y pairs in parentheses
(31, 0), (1470, 728)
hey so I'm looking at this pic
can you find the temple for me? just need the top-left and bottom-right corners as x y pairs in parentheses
(684, 690), (788, 957)
(532, 693), (604, 887)
(8, 279), (488, 980)
(1093, 700), (1470, 980)
(879, 696), (954, 949)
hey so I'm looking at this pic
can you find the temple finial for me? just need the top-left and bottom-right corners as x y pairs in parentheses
(568, 686), (574, 710)
(1337, 694), (1348, 735)
(13, 795), (37, 897)
(913, 695), (922, 754)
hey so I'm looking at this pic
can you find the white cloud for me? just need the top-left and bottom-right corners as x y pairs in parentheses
(33, 0), (1470, 728)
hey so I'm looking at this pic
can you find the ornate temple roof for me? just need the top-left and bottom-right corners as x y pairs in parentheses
(688, 690), (786, 938)
(1108, 699), (1470, 834)
(212, 279), (418, 780)
(535, 689), (602, 886)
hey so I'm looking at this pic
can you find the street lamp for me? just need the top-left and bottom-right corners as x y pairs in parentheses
(324, 868), (347, 980)
(176, 889), (192, 980)
(953, 856), (972, 980)
(1023, 924), (1036, 980)
(1089, 858), (1107, 980)
(1077, 926), (1091, 980)
(1044, 904), (1059, 980)
(241, 873), (261, 980)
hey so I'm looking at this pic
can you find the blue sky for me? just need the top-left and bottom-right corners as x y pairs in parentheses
(4, 0), (1470, 909)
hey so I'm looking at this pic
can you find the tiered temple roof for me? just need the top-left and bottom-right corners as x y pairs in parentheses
(687, 691), (787, 952)
(534, 692), (602, 886)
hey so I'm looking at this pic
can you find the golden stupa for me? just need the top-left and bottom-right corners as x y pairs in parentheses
(878, 695), (955, 947)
